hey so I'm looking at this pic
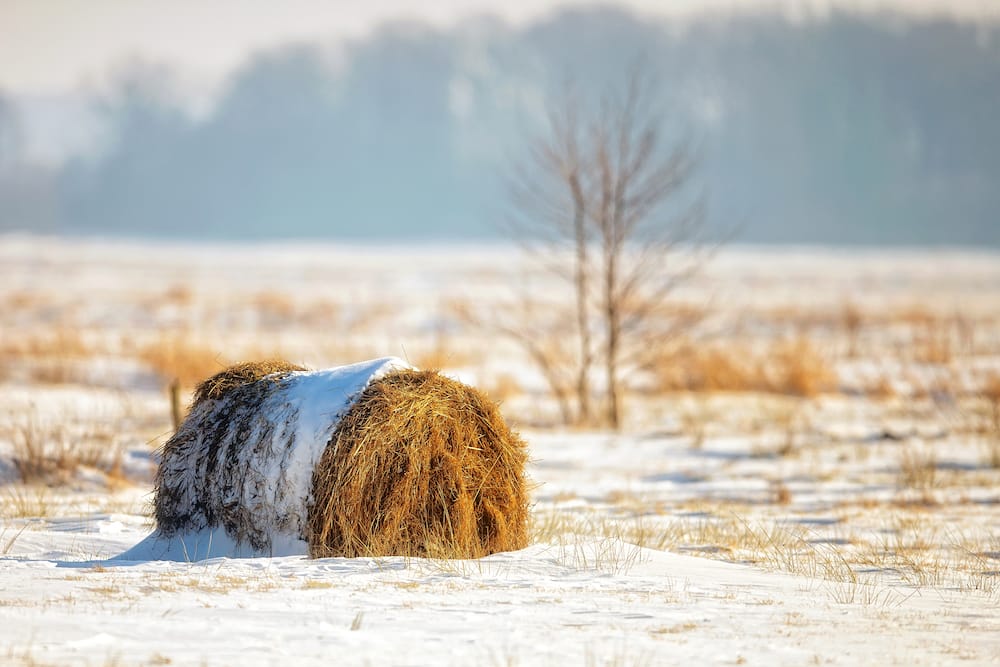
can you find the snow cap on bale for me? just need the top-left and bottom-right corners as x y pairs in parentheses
(131, 358), (529, 562)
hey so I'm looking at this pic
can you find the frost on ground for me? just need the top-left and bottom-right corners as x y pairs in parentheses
(1, 238), (999, 665)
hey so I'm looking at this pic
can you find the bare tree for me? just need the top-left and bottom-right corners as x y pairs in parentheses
(588, 67), (707, 428)
(495, 81), (599, 425)
(472, 64), (710, 428)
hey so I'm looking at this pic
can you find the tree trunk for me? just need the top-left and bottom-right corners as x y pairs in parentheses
(571, 177), (592, 426)
(604, 245), (621, 430)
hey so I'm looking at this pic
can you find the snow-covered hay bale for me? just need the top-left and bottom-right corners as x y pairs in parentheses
(309, 369), (530, 558)
(151, 358), (529, 559)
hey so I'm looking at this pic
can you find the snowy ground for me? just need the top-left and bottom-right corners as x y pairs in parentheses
(1, 237), (999, 665)
(2, 423), (998, 666)
(3, 515), (997, 666)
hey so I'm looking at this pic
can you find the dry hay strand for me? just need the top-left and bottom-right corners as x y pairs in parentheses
(191, 359), (307, 406)
(309, 369), (529, 559)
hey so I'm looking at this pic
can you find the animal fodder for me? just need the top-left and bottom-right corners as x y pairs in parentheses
(152, 358), (529, 560)
(191, 359), (307, 406)
(309, 369), (530, 559)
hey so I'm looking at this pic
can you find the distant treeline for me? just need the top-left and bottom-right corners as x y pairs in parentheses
(1, 8), (998, 245)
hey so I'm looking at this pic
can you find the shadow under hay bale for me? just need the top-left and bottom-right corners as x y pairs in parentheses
(152, 358), (529, 560)
(309, 370), (530, 559)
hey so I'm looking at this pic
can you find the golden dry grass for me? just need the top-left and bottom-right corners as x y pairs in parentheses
(654, 337), (836, 397)
(481, 372), (524, 404)
(409, 344), (474, 372)
(898, 443), (938, 504)
(0, 327), (97, 385)
(531, 505), (999, 596)
(251, 291), (298, 327)
(5, 410), (126, 486)
(138, 336), (225, 389)
(309, 369), (530, 559)
(898, 307), (955, 364)
(978, 376), (1000, 468)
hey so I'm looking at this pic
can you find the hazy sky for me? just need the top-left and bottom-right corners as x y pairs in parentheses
(2, 0), (997, 96)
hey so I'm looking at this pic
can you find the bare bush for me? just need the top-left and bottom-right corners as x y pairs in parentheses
(7, 408), (124, 485)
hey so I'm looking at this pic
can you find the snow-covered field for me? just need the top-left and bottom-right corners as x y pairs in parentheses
(1, 236), (999, 665)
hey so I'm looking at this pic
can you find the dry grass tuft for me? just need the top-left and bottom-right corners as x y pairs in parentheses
(482, 373), (524, 404)
(0, 327), (97, 385)
(162, 283), (194, 305)
(902, 308), (956, 364)
(656, 343), (751, 393)
(407, 336), (475, 371)
(2, 486), (51, 519)
(769, 338), (836, 397)
(9, 416), (60, 484)
(309, 369), (530, 559)
(655, 337), (835, 397)
(252, 291), (298, 327)
(139, 336), (225, 388)
(771, 480), (792, 505)
(191, 359), (307, 406)
(0, 327), (93, 358)
(842, 301), (864, 357)
(898, 443), (937, 503)
(7, 410), (125, 486)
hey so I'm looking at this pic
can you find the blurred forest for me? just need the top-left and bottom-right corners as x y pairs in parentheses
(0, 7), (998, 245)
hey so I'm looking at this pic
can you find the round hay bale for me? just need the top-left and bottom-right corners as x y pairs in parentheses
(191, 359), (308, 406)
(152, 358), (529, 560)
(309, 369), (530, 559)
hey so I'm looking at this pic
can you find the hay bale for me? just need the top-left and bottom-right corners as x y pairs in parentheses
(153, 358), (529, 560)
(155, 358), (405, 553)
(309, 369), (530, 558)
(191, 359), (307, 406)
